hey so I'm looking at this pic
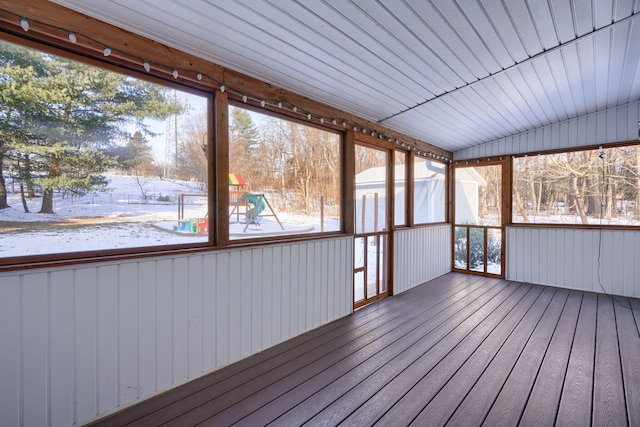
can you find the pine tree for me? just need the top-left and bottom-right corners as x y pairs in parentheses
(229, 107), (260, 182)
(0, 39), (182, 213)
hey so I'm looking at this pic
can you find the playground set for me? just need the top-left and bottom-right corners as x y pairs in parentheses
(173, 173), (283, 234)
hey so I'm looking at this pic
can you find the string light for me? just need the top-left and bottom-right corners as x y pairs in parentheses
(7, 11), (449, 161)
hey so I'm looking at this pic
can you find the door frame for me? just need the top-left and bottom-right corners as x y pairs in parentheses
(450, 156), (511, 278)
(353, 138), (395, 309)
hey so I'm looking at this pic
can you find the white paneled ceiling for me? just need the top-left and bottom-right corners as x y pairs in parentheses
(52, 0), (640, 153)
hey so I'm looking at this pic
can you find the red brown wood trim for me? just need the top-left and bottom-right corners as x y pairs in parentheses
(344, 129), (355, 235)
(214, 91), (230, 246)
(0, 0), (224, 86)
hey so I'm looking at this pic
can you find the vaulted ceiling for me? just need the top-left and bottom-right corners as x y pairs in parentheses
(52, 0), (640, 154)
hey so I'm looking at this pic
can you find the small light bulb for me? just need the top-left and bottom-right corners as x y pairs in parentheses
(20, 17), (29, 32)
(320, 117), (324, 124)
(277, 101), (282, 108)
(342, 121), (347, 127)
(261, 100), (266, 107)
(143, 60), (150, 72)
(292, 106), (297, 112)
(332, 119), (337, 125)
(242, 95), (247, 103)
(196, 72), (203, 81)
(353, 126), (358, 131)
(172, 69), (179, 79)
(307, 113), (312, 120)
(68, 31), (77, 43)
(103, 47), (112, 56)
(219, 84), (226, 93)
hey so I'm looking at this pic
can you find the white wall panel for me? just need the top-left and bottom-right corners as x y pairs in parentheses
(0, 237), (352, 427)
(507, 227), (640, 298)
(394, 225), (452, 294)
(454, 100), (640, 160)
(0, 276), (20, 427)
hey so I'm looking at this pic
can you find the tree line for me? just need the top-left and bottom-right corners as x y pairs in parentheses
(229, 107), (341, 216)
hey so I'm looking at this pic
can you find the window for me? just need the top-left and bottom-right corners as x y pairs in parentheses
(0, 39), (210, 261)
(228, 105), (341, 239)
(512, 145), (640, 226)
(394, 150), (407, 226)
(413, 155), (446, 224)
(455, 164), (502, 226)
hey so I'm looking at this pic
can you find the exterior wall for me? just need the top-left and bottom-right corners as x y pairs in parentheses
(454, 100), (640, 160)
(394, 224), (452, 293)
(507, 227), (640, 298)
(0, 237), (353, 427)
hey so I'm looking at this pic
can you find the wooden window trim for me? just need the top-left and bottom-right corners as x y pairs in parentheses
(510, 142), (640, 229)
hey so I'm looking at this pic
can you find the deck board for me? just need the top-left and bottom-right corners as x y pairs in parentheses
(617, 298), (640, 427)
(90, 273), (640, 427)
(443, 286), (558, 427)
(518, 290), (583, 426)
(593, 295), (627, 425)
(556, 291), (597, 426)
(481, 288), (569, 427)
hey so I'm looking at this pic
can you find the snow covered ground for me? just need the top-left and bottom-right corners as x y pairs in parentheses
(0, 174), (335, 259)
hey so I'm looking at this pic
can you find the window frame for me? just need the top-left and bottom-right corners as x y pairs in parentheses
(411, 153), (449, 226)
(224, 100), (346, 244)
(393, 149), (409, 228)
(0, 33), (217, 267)
(510, 141), (640, 230)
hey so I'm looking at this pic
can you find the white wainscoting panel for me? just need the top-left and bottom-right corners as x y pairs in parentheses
(0, 237), (352, 427)
(394, 225), (452, 293)
(454, 100), (640, 160)
(507, 227), (640, 298)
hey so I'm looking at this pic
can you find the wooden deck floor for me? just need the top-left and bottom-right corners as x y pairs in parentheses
(92, 273), (640, 426)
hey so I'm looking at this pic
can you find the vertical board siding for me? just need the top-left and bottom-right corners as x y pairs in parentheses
(0, 237), (352, 427)
(507, 227), (640, 298)
(454, 100), (640, 160)
(394, 225), (452, 293)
